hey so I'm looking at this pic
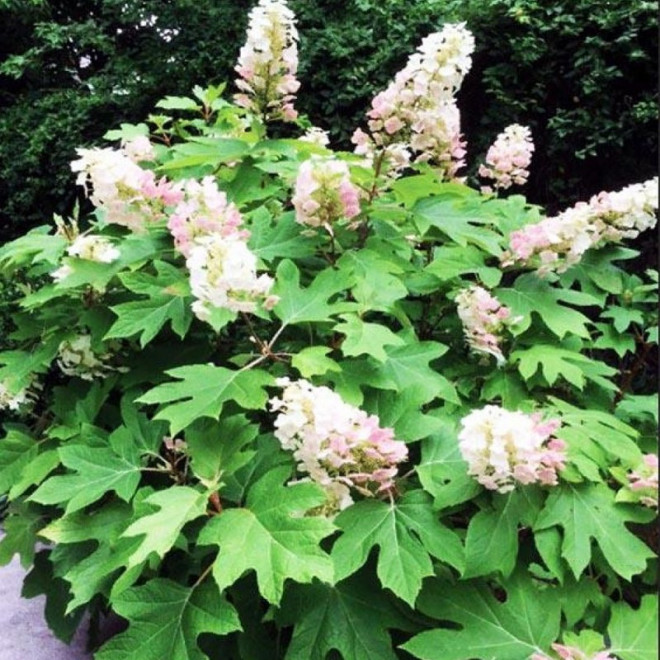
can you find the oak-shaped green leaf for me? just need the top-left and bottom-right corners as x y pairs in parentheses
(413, 196), (503, 255)
(291, 346), (341, 378)
(463, 488), (543, 578)
(426, 244), (502, 288)
(417, 423), (481, 510)
(403, 574), (561, 659)
(137, 365), (274, 434)
(534, 482), (654, 580)
(29, 444), (142, 513)
(335, 247), (408, 312)
(511, 344), (617, 391)
(96, 578), (241, 660)
(197, 467), (335, 604)
(0, 427), (38, 494)
(497, 273), (600, 339)
(378, 341), (455, 404)
(121, 486), (208, 568)
(249, 209), (317, 261)
(0, 501), (43, 567)
(105, 263), (193, 347)
(608, 594), (658, 660)
(272, 259), (354, 326)
(332, 491), (464, 606)
(334, 313), (404, 362)
(279, 575), (408, 660)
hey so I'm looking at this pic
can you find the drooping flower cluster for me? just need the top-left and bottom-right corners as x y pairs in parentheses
(292, 157), (361, 229)
(51, 232), (121, 282)
(270, 378), (408, 511)
(531, 643), (616, 660)
(479, 124), (534, 193)
(187, 234), (276, 318)
(234, 0), (300, 121)
(71, 137), (183, 232)
(57, 335), (118, 381)
(458, 405), (565, 493)
(503, 178), (658, 274)
(168, 177), (247, 258)
(626, 454), (658, 508)
(455, 285), (518, 365)
(0, 380), (30, 411)
(352, 23), (475, 180)
(299, 126), (330, 147)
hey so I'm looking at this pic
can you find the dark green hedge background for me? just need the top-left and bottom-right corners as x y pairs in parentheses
(0, 0), (657, 242)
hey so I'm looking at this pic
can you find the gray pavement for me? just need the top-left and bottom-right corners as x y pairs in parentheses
(0, 543), (91, 660)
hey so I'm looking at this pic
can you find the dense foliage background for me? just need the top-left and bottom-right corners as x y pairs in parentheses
(0, 0), (657, 243)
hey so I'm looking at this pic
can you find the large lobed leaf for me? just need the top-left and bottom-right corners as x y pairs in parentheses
(197, 467), (335, 604)
(137, 365), (274, 435)
(96, 578), (241, 660)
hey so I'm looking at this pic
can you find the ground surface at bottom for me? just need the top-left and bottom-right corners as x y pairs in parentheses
(0, 535), (91, 660)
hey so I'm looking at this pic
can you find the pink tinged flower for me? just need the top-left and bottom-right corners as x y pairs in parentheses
(458, 405), (565, 493)
(167, 177), (247, 258)
(234, 0), (300, 122)
(480, 124), (534, 192)
(355, 23), (474, 180)
(70, 145), (181, 231)
(269, 378), (408, 512)
(626, 453), (658, 508)
(186, 233), (274, 318)
(292, 157), (361, 229)
(503, 177), (658, 274)
(455, 285), (516, 365)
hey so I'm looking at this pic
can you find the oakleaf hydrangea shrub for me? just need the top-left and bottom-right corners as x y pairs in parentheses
(0, 2), (657, 658)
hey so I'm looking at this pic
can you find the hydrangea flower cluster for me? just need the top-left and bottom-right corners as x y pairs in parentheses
(352, 23), (475, 180)
(531, 644), (616, 660)
(479, 124), (534, 193)
(234, 0), (300, 121)
(503, 177), (658, 274)
(168, 177), (247, 257)
(299, 126), (330, 147)
(51, 233), (121, 282)
(0, 380), (30, 411)
(458, 405), (566, 493)
(57, 335), (118, 381)
(626, 454), (658, 509)
(187, 234), (276, 318)
(71, 138), (183, 232)
(292, 157), (361, 229)
(455, 285), (518, 365)
(270, 378), (408, 511)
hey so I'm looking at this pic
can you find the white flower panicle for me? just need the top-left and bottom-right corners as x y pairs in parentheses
(292, 157), (361, 229)
(455, 285), (518, 365)
(234, 0), (300, 121)
(187, 233), (276, 319)
(626, 454), (658, 509)
(353, 23), (475, 180)
(479, 124), (534, 192)
(51, 231), (120, 282)
(168, 176), (247, 258)
(57, 335), (118, 381)
(0, 381), (30, 411)
(458, 405), (565, 493)
(70, 139), (183, 232)
(270, 378), (408, 512)
(67, 234), (120, 263)
(531, 644), (616, 660)
(504, 178), (658, 274)
(299, 126), (330, 147)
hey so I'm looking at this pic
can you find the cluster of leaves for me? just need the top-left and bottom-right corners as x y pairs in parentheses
(0, 79), (657, 659)
(0, 0), (656, 244)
